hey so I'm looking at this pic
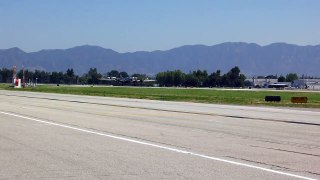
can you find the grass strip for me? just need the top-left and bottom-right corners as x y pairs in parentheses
(1, 84), (319, 108)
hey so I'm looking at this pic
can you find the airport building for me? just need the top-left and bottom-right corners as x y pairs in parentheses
(292, 79), (320, 90)
(251, 78), (278, 88)
(246, 77), (292, 89)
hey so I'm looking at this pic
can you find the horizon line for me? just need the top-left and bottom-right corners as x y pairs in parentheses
(2, 42), (320, 54)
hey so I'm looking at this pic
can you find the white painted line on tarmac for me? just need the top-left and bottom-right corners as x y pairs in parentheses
(0, 111), (316, 180)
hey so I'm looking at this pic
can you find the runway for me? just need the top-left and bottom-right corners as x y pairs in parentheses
(0, 90), (319, 179)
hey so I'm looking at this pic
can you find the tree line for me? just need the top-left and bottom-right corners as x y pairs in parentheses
(0, 68), (79, 84)
(0, 66), (301, 87)
(0, 68), (148, 85)
(156, 66), (246, 87)
(277, 73), (298, 83)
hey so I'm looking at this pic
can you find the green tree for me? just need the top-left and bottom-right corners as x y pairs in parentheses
(173, 70), (185, 86)
(32, 70), (50, 84)
(229, 66), (241, 86)
(66, 68), (75, 77)
(87, 68), (102, 84)
(155, 70), (185, 87)
(221, 74), (230, 87)
(0, 68), (12, 83)
(107, 70), (120, 78)
(192, 70), (208, 87)
(183, 73), (200, 87)
(238, 74), (246, 87)
(79, 74), (89, 84)
(206, 70), (221, 87)
(220, 66), (245, 87)
(286, 73), (298, 82)
(119, 71), (129, 78)
(64, 68), (77, 84)
(278, 75), (286, 82)
(164, 71), (174, 86)
(156, 72), (166, 86)
(51, 72), (64, 84)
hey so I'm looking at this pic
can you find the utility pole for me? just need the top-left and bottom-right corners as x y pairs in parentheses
(12, 66), (17, 86)
(23, 68), (26, 87)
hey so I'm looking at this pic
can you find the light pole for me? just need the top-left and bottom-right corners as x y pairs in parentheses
(36, 78), (38, 86)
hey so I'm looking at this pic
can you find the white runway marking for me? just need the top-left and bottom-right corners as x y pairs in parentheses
(0, 111), (316, 180)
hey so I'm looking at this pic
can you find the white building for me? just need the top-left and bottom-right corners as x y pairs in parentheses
(293, 79), (320, 90)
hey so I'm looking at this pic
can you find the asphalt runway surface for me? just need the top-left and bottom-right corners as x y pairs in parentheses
(0, 90), (319, 179)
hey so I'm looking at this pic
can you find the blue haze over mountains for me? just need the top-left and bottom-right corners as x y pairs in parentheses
(1, 42), (319, 76)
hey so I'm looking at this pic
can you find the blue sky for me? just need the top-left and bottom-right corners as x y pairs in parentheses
(0, 0), (319, 52)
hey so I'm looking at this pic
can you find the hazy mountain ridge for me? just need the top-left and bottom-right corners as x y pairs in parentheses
(0, 43), (319, 76)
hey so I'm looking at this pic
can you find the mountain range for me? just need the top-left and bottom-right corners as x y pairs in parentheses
(1, 42), (319, 76)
